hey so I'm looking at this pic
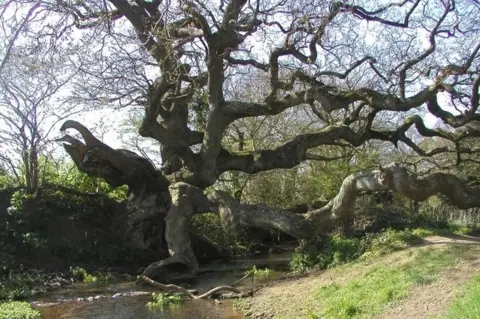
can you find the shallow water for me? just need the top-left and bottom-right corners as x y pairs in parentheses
(35, 296), (242, 319)
(31, 248), (294, 319)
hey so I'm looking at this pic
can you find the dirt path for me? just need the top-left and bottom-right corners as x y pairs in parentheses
(237, 235), (480, 319)
(422, 235), (480, 246)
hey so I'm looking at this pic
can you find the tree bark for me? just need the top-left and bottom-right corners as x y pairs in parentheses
(56, 123), (171, 252)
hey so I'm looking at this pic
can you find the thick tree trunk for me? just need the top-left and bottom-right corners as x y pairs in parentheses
(140, 183), (201, 279)
(56, 123), (225, 268)
(56, 123), (171, 252)
(125, 191), (169, 251)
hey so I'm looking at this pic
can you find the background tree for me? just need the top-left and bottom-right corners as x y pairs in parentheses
(0, 48), (80, 192)
(118, 109), (163, 167)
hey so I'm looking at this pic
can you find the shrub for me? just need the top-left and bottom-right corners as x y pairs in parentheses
(0, 272), (44, 301)
(291, 235), (365, 272)
(70, 267), (113, 284)
(290, 229), (424, 272)
(365, 228), (422, 257)
(448, 224), (480, 236)
(0, 301), (40, 319)
(189, 212), (252, 249)
(411, 228), (435, 237)
(190, 213), (229, 246)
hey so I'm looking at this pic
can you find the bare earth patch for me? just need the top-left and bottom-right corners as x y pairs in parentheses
(236, 236), (480, 319)
(422, 235), (480, 246)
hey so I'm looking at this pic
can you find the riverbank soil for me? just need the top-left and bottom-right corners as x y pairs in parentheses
(236, 235), (480, 319)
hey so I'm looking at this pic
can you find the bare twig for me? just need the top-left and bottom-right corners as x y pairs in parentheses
(0, 0), (42, 75)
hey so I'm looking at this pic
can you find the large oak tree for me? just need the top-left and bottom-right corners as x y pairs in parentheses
(2, 0), (479, 280)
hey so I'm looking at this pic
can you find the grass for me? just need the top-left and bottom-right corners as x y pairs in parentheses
(442, 274), (480, 319)
(311, 245), (470, 319)
(0, 301), (41, 319)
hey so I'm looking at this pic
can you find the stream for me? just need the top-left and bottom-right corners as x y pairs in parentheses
(30, 247), (294, 319)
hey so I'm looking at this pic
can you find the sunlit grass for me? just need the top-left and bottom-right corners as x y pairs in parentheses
(442, 274), (480, 319)
(311, 245), (470, 319)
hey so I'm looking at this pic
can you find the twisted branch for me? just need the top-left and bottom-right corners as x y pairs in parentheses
(142, 276), (246, 299)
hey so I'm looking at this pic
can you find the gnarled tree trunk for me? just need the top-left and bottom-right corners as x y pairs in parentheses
(57, 124), (480, 280)
(57, 123), (171, 253)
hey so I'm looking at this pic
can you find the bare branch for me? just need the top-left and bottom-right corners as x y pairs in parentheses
(0, 0), (42, 75)
(341, 0), (421, 28)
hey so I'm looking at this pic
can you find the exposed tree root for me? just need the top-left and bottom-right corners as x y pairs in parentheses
(141, 276), (249, 299)
(135, 255), (186, 285)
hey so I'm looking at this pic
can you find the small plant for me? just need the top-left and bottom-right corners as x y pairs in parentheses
(0, 301), (41, 319)
(146, 292), (183, 309)
(246, 266), (272, 280)
(70, 266), (113, 284)
(70, 266), (87, 281)
(21, 233), (46, 249)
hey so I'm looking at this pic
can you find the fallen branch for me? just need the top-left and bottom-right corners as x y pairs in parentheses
(141, 276), (245, 299)
(231, 271), (252, 287)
